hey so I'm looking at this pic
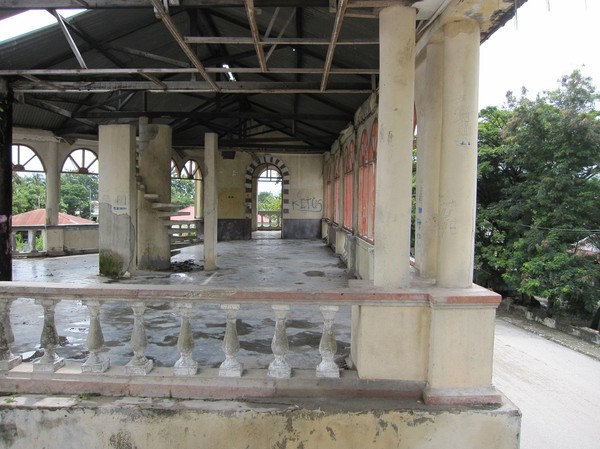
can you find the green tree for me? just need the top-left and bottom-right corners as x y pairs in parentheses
(476, 70), (600, 321)
(12, 173), (46, 214)
(257, 191), (281, 211)
(170, 178), (195, 208)
(60, 173), (97, 219)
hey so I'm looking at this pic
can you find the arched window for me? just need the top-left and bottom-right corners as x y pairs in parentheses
(325, 160), (333, 220)
(61, 148), (98, 174)
(343, 140), (355, 230)
(171, 159), (202, 216)
(358, 119), (377, 242)
(12, 144), (45, 172)
(180, 160), (202, 180)
(333, 152), (341, 224)
(170, 160), (180, 178)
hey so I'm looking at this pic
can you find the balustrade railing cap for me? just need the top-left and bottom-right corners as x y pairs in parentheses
(0, 281), (500, 306)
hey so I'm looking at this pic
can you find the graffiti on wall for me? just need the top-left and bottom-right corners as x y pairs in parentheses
(292, 196), (323, 213)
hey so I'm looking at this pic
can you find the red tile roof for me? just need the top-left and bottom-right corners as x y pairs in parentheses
(172, 205), (195, 221)
(12, 209), (95, 226)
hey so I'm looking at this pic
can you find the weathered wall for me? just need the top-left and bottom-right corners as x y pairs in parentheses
(61, 225), (98, 254)
(0, 395), (521, 449)
(277, 153), (323, 239)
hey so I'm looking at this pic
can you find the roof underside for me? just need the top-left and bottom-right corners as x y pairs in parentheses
(0, 0), (523, 154)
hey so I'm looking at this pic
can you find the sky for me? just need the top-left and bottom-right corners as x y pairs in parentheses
(479, 0), (600, 109)
(0, 1), (599, 111)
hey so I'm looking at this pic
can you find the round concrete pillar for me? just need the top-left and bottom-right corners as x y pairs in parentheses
(414, 37), (444, 280)
(373, 5), (416, 288)
(436, 19), (480, 288)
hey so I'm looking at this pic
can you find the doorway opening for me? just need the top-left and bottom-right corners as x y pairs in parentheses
(254, 164), (282, 239)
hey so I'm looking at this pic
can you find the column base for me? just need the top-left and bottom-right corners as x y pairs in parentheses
(174, 360), (199, 376)
(82, 356), (110, 374)
(33, 356), (65, 373)
(219, 360), (243, 378)
(423, 386), (502, 406)
(316, 362), (340, 379)
(268, 361), (291, 379)
(125, 359), (154, 375)
(0, 354), (22, 371)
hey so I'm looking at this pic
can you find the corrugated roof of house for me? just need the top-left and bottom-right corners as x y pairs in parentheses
(12, 209), (95, 226)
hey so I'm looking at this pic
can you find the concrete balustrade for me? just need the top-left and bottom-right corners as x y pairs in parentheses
(0, 281), (501, 405)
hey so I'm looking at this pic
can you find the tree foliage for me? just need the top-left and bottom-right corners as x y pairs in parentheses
(171, 178), (195, 208)
(60, 173), (97, 219)
(476, 71), (600, 319)
(257, 191), (281, 211)
(12, 173), (46, 214)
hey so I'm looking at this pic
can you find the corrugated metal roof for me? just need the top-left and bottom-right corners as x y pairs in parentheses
(0, 1), (521, 152)
(12, 208), (95, 226)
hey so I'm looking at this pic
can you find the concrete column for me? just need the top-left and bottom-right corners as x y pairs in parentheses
(436, 19), (480, 288)
(414, 37), (444, 279)
(194, 179), (202, 219)
(0, 79), (13, 281)
(45, 142), (60, 226)
(98, 125), (137, 276)
(373, 5), (416, 288)
(204, 133), (218, 271)
(136, 123), (172, 270)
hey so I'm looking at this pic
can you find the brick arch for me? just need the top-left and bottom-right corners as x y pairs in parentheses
(244, 155), (290, 220)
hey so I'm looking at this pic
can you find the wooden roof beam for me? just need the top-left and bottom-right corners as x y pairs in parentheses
(149, 0), (220, 91)
(320, 0), (347, 91)
(244, 0), (268, 72)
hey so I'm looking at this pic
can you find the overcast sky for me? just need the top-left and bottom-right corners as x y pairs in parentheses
(1, 1), (599, 111)
(479, 0), (600, 108)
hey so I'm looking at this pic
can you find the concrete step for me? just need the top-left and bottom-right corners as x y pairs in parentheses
(156, 211), (189, 218)
(152, 203), (179, 211)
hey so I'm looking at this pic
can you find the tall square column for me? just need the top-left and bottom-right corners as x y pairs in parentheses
(204, 132), (218, 271)
(98, 124), (137, 276)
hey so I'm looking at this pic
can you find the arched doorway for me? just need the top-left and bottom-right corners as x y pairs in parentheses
(254, 164), (283, 237)
(61, 148), (99, 221)
(245, 156), (290, 239)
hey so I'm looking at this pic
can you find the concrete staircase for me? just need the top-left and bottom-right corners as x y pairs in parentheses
(136, 175), (202, 257)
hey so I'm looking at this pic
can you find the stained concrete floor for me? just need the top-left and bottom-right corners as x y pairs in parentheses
(11, 235), (353, 370)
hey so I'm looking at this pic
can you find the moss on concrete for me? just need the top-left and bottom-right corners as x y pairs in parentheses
(99, 250), (124, 277)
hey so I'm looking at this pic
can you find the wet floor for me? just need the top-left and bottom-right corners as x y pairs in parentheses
(11, 238), (352, 369)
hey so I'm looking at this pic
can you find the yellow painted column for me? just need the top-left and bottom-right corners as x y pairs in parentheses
(436, 19), (480, 288)
(373, 4), (416, 288)
(414, 37), (443, 279)
(204, 132), (218, 271)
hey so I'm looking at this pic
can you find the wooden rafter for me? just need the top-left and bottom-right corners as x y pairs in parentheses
(149, 0), (220, 91)
(244, 0), (268, 72)
(320, 0), (347, 91)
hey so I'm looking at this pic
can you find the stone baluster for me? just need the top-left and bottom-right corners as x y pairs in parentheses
(125, 302), (153, 375)
(174, 302), (197, 376)
(219, 304), (242, 377)
(316, 305), (340, 378)
(33, 299), (65, 372)
(82, 300), (110, 373)
(0, 299), (22, 371)
(268, 304), (291, 379)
